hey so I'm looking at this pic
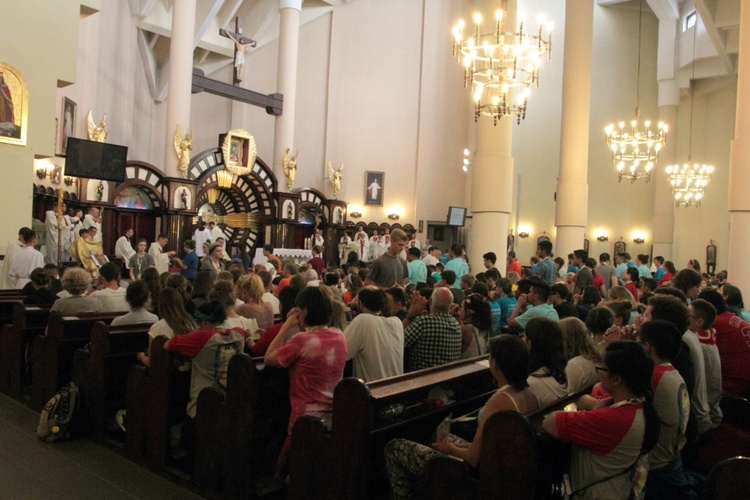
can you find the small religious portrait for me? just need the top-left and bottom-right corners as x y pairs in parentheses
(0, 62), (29, 146)
(51, 165), (62, 185)
(221, 128), (256, 176)
(174, 186), (191, 210)
(60, 97), (76, 155)
(614, 240), (627, 256)
(365, 171), (384, 207)
(114, 186), (153, 210)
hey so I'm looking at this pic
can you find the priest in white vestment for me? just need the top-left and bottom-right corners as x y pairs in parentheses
(9, 231), (44, 289)
(83, 207), (102, 244)
(0, 229), (27, 289)
(149, 234), (176, 274)
(115, 229), (136, 268)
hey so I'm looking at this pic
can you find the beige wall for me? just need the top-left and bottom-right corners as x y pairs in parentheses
(0, 0), (87, 250)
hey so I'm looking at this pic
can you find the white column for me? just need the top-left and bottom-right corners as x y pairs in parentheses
(468, 1), (517, 270)
(554, 0), (594, 258)
(652, 87), (678, 260)
(727, 5), (750, 291)
(272, 0), (302, 190)
(652, 17), (680, 260)
(163, 0), (196, 178)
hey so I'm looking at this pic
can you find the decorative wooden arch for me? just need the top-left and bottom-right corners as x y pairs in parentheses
(292, 187), (329, 224)
(113, 161), (168, 209)
(189, 148), (277, 252)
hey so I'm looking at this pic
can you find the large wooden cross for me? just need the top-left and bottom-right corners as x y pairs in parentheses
(220, 18), (256, 85)
(191, 18), (283, 116)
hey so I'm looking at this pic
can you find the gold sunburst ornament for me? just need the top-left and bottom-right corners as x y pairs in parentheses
(221, 128), (257, 176)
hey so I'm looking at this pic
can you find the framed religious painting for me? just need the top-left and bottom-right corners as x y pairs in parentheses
(614, 240), (626, 256)
(221, 128), (257, 176)
(365, 171), (384, 206)
(0, 62), (29, 146)
(60, 97), (77, 155)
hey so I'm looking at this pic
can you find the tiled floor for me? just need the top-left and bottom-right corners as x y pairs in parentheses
(0, 394), (202, 499)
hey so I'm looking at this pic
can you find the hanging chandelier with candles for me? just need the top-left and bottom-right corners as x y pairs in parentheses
(665, 15), (714, 208)
(451, 6), (552, 126)
(604, 0), (667, 182)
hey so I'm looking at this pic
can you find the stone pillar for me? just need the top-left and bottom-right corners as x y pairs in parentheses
(554, 0), (594, 259)
(272, 0), (302, 189)
(727, 5), (750, 291)
(163, 0), (196, 178)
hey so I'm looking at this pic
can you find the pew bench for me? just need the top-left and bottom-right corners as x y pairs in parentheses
(289, 356), (496, 499)
(0, 295), (25, 324)
(0, 302), (51, 399)
(419, 388), (591, 500)
(30, 310), (126, 411)
(125, 342), (289, 498)
(72, 321), (152, 439)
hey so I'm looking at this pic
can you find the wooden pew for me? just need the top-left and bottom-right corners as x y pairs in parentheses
(0, 302), (51, 398)
(289, 356), (496, 499)
(420, 389), (590, 500)
(126, 343), (290, 488)
(72, 321), (151, 439)
(193, 353), (257, 497)
(0, 295), (25, 324)
(30, 310), (126, 411)
(125, 336), (177, 468)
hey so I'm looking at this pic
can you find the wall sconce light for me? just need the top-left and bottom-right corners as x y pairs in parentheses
(518, 225), (531, 238)
(594, 229), (609, 242)
(349, 211), (362, 219)
(36, 167), (50, 179)
(388, 213), (400, 220)
(632, 232), (646, 244)
(64, 176), (77, 186)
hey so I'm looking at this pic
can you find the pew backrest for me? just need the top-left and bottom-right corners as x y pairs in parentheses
(30, 310), (126, 411)
(0, 303), (51, 398)
(73, 321), (151, 438)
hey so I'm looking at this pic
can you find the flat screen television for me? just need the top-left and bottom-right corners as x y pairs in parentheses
(447, 206), (467, 227)
(64, 137), (127, 182)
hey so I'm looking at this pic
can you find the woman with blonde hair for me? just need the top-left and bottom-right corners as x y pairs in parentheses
(236, 274), (274, 329)
(559, 317), (599, 392)
(319, 284), (348, 331)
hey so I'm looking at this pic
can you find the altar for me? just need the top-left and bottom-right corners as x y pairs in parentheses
(253, 248), (313, 266)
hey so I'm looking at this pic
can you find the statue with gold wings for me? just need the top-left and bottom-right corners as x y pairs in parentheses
(174, 125), (193, 177)
(86, 110), (108, 142)
(327, 161), (344, 200)
(283, 148), (298, 191)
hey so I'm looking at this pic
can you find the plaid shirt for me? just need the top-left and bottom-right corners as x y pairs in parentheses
(404, 311), (462, 372)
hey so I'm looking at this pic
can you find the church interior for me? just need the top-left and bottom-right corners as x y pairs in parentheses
(0, 0), (748, 497)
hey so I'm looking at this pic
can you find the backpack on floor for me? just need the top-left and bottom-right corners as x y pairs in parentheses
(37, 381), (79, 442)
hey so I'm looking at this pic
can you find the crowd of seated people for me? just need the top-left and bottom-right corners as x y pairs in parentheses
(5, 233), (750, 497)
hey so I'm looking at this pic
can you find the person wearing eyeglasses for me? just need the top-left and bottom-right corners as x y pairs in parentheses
(543, 341), (660, 499)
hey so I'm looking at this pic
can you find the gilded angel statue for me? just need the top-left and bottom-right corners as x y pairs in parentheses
(86, 110), (108, 142)
(327, 161), (344, 200)
(174, 125), (193, 177)
(283, 148), (298, 191)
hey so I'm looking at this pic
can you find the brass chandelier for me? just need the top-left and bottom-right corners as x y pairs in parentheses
(452, 4), (551, 126)
(604, 0), (667, 182)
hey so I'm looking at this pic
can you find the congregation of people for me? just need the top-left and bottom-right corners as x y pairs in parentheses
(2, 219), (749, 498)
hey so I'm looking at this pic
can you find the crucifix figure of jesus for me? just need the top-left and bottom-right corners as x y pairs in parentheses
(220, 17), (257, 85)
